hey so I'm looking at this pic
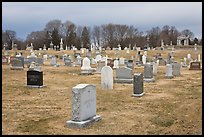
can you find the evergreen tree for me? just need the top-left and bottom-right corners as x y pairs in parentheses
(81, 26), (90, 49)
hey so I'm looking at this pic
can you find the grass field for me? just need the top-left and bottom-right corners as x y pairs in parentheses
(2, 46), (202, 135)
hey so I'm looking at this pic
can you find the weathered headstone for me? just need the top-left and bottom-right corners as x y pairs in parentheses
(66, 84), (101, 128)
(159, 59), (166, 66)
(165, 64), (174, 78)
(10, 57), (24, 70)
(101, 66), (113, 89)
(64, 57), (72, 66)
(143, 63), (155, 82)
(172, 62), (181, 76)
(96, 60), (105, 73)
(132, 73), (145, 97)
(50, 56), (57, 66)
(114, 67), (133, 83)
(127, 60), (134, 69)
(189, 62), (201, 70)
(119, 57), (125, 66)
(76, 55), (82, 66)
(153, 62), (158, 75)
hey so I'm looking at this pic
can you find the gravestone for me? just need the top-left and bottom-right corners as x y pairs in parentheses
(113, 59), (119, 69)
(101, 66), (113, 89)
(107, 59), (114, 68)
(64, 57), (72, 66)
(76, 55), (82, 66)
(172, 62), (181, 76)
(95, 55), (102, 62)
(153, 62), (158, 75)
(10, 57), (24, 70)
(81, 57), (95, 74)
(187, 53), (191, 60)
(114, 67), (133, 83)
(50, 56), (57, 66)
(24, 57), (44, 66)
(198, 54), (201, 62)
(182, 57), (188, 67)
(189, 62), (201, 70)
(159, 59), (166, 66)
(127, 60), (134, 69)
(96, 60), (105, 73)
(119, 57), (125, 66)
(143, 63), (155, 82)
(132, 73), (145, 97)
(165, 64), (174, 78)
(74, 53), (81, 58)
(66, 84), (101, 128)
(27, 69), (44, 88)
(2, 56), (9, 65)
(43, 54), (48, 61)
(142, 55), (146, 65)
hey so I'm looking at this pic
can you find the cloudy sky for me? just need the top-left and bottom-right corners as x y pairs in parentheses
(2, 2), (202, 40)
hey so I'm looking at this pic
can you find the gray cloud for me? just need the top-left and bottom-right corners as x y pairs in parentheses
(2, 2), (202, 40)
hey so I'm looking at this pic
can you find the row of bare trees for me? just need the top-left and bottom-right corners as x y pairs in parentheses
(2, 19), (202, 50)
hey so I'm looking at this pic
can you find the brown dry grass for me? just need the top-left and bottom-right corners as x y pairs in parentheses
(2, 47), (202, 135)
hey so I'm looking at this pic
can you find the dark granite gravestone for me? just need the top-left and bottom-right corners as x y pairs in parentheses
(27, 70), (44, 87)
(132, 73), (145, 97)
(189, 62), (201, 70)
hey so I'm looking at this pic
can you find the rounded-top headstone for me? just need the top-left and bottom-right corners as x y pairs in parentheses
(101, 66), (113, 89)
(81, 57), (91, 70)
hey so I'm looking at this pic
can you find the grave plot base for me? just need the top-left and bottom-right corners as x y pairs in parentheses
(80, 69), (96, 75)
(182, 65), (188, 67)
(143, 78), (155, 82)
(26, 85), (46, 88)
(132, 92), (145, 97)
(165, 75), (174, 79)
(189, 68), (202, 70)
(66, 115), (101, 128)
(114, 78), (133, 84)
(11, 67), (24, 70)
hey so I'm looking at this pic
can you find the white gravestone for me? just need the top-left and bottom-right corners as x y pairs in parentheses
(198, 54), (201, 62)
(95, 55), (102, 62)
(101, 66), (113, 89)
(66, 84), (101, 128)
(187, 54), (191, 60)
(153, 62), (158, 75)
(113, 59), (119, 69)
(142, 55), (146, 65)
(81, 57), (95, 74)
(119, 57), (125, 66)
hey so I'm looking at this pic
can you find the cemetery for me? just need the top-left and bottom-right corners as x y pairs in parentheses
(2, 44), (202, 135)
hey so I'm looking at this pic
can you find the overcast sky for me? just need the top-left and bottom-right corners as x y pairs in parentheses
(2, 2), (202, 40)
